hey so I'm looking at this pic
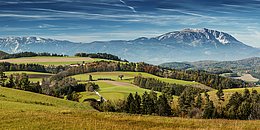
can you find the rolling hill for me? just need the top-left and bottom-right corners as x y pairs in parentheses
(1, 86), (259, 130)
(0, 28), (259, 64)
(160, 57), (260, 82)
(0, 87), (92, 111)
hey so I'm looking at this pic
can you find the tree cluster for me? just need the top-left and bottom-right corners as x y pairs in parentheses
(0, 70), (85, 101)
(1, 72), (41, 93)
(0, 62), (46, 72)
(100, 92), (172, 116)
(177, 87), (260, 120)
(41, 77), (85, 99)
(225, 89), (260, 120)
(75, 52), (127, 62)
(133, 76), (204, 96)
(177, 87), (215, 118)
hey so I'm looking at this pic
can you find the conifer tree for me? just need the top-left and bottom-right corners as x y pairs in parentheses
(216, 87), (225, 102)
(156, 94), (172, 116)
(195, 93), (202, 109)
(203, 92), (215, 119)
(134, 92), (141, 114)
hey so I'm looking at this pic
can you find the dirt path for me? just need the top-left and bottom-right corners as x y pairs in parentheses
(99, 80), (138, 87)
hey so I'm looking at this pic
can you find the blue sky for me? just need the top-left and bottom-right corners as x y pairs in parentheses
(0, 0), (260, 47)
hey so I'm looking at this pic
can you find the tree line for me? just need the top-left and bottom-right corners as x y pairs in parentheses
(0, 52), (66, 59)
(0, 62), (46, 72)
(133, 76), (205, 96)
(0, 62), (69, 74)
(75, 52), (128, 62)
(98, 88), (260, 120)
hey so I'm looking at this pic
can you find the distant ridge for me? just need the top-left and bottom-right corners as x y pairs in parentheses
(0, 28), (259, 64)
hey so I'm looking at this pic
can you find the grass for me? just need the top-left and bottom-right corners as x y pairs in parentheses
(1, 85), (260, 129)
(0, 56), (111, 66)
(72, 71), (199, 85)
(0, 87), (92, 111)
(74, 71), (211, 101)
(80, 81), (156, 101)
(1, 108), (260, 130)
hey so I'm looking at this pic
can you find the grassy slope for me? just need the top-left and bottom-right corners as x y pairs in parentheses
(1, 83), (260, 129)
(80, 81), (159, 101)
(75, 71), (211, 101)
(0, 87), (92, 111)
(72, 71), (199, 85)
(1, 110), (260, 130)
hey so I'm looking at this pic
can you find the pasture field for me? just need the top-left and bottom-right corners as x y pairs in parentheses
(0, 87), (92, 111)
(74, 71), (212, 101)
(80, 81), (159, 101)
(1, 84), (260, 129)
(4, 71), (53, 83)
(0, 56), (109, 66)
(1, 102), (259, 129)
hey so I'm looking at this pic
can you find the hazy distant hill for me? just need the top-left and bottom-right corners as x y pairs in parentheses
(160, 57), (260, 79)
(0, 28), (259, 64)
(0, 50), (9, 58)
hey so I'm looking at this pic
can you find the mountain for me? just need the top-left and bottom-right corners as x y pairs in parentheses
(0, 28), (259, 64)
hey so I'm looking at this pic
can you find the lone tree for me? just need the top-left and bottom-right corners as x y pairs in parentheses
(89, 75), (93, 81)
(118, 75), (124, 80)
(86, 82), (99, 92)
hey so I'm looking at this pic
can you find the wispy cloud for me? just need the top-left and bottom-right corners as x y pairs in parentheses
(119, 0), (136, 13)
(0, 0), (260, 47)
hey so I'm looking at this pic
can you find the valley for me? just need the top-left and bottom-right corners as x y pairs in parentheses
(1, 0), (260, 129)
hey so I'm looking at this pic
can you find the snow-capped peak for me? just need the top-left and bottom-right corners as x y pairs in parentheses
(155, 28), (239, 45)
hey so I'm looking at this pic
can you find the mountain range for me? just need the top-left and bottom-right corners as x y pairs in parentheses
(0, 28), (259, 64)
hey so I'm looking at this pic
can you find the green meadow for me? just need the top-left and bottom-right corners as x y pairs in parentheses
(1, 87), (259, 130)
(80, 81), (159, 102)
(72, 71), (199, 85)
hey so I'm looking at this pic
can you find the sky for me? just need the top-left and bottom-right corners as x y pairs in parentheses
(0, 0), (260, 47)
